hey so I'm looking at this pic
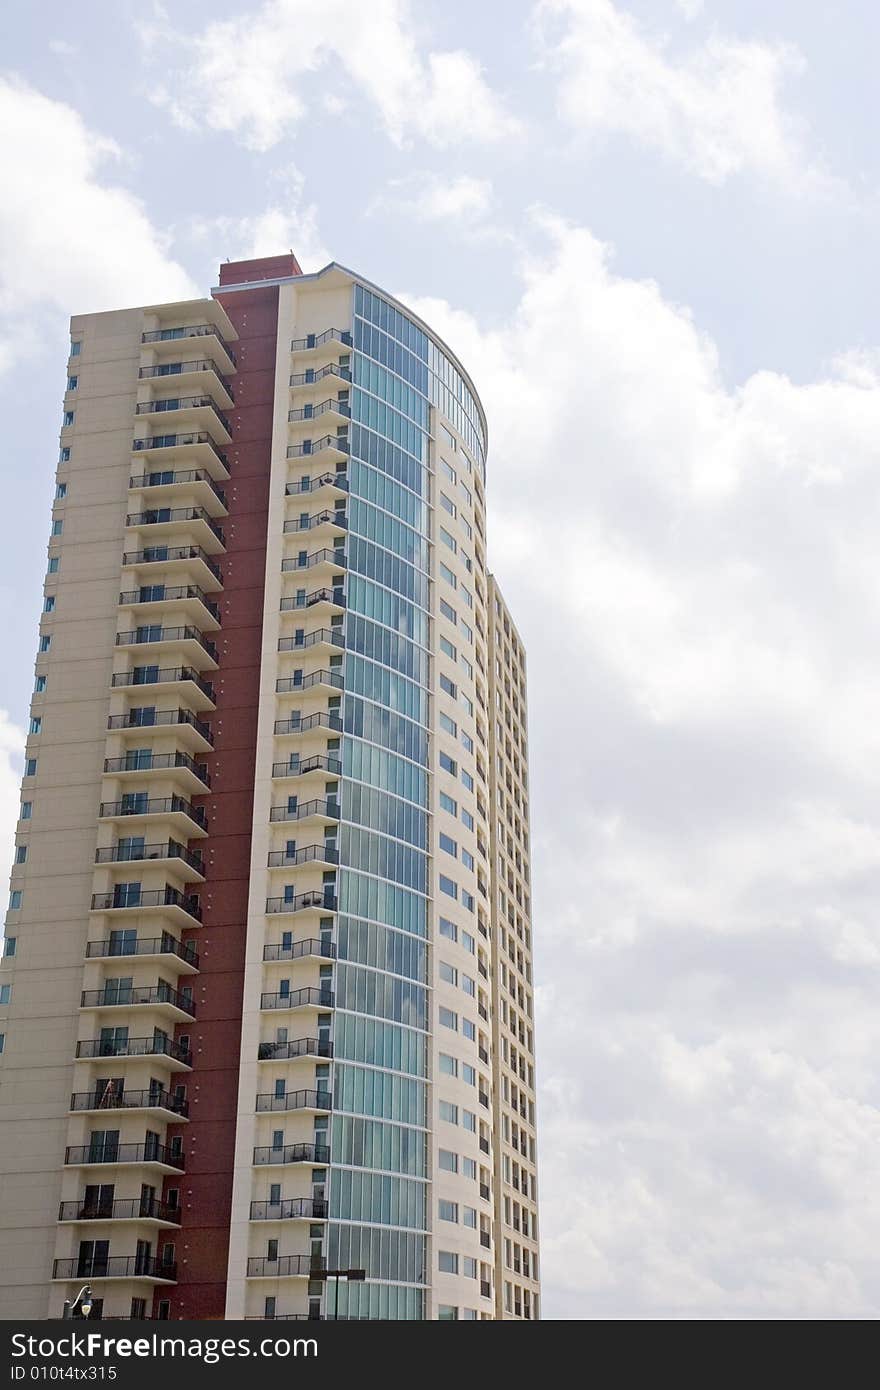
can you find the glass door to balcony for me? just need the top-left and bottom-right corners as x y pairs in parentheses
(112, 882), (142, 908)
(92, 1077), (124, 1108)
(102, 976), (133, 1004)
(82, 1185), (114, 1219)
(87, 1130), (120, 1164)
(134, 1239), (152, 1276)
(99, 1027), (128, 1056)
(77, 1240), (109, 1279)
(108, 929), (137, 956)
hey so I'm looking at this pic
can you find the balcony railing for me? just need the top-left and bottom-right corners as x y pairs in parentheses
(277, 628), (344, 653)
(287, 436), (349, 460)
(257, 1038), (333, 1061)
(69, 1088), (189, 1117)
(280, 548), (345, 575)
(126, 508), (225, 547)
(90, 888), (202, 923)
(262, 938), (335, 963)
(260, 987), (334, 1011)
(128, 469), (227, 507)
(58, 1197), (181, 1223)
(135, 398), (231, 434)
(53, 1255), (178, 1281)
(265, 893), (337, 918)
(267, 844), (339, 869)
(252, 1142), (330, 1166)
(282, 512), (347, 535)
(121, 546), (222, 585)
(85, 937), (199, 969)
(271, 754), (342, 778)
(290, 363), (351, 387)
(111, 668), (215, 702)
(249, 1198), (328, 1220)
(80, 983), (196, 1016)
(289, 399), (350, 423)
(142, 325), (236, 366)
(273, 712), (342, 737)
(138, 360), (234, 400)
(75, 1036), (191, 1064)
(132, 434), (229, 469)
(285, 472), (349, 497)
(255, 1088), (332, 1114)
(107, 708), (213, 744)
(95, 840), (204, 874)
(290, 329), (351, 352)
(103, 751), (210, 786)
(274, 669), (343, 695)
(246, 1255), (325, 1277)
(115, 624), (218, 661)
(267, 798), (339, 824)
(64, 1142), (185, 1170)
(279, 588), (345, 613)
(98, 795), (207, 829)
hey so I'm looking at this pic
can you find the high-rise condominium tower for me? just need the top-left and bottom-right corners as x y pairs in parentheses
(0, 255), (538, 1322)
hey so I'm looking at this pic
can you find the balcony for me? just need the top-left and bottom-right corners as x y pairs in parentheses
(86, 937), (199, 972)
(273, 712), (342, 739)
(289, 398), (350, 426)
(107, 708), (213, 753)
(290, 328), (351, 355)
(282, 510), (347, 540)
(79, 982), (196, 1023)
(274, 669), (343, 697)
(102, 751), (211, 795)
(267, 798), (339, 827)
(139, 359), (234, 407)
(110, 667), (215, 711)
(249, 1198), (328, 1221)
(89, 887), (202, 928)
(75, 1036), (191, 1069)
(260, 987), (334, 1012)
(128, 468), (228, 516)
(285, 472), (349, 500)
(257, 1038), (333, 1062)
(95, 840), (204, 880)
(279, 587), (345, 616)
(270, 753), (342, 780)
(115, 625), (218, 669)
(125, 506), (225, 554)
(262, 934), (336, 958)
(287, 435), (349, 464)
(267, 844), (339, 871)
(53, 1255), (178, 1283)
(277, 628), (344, 656)
(253, 1142), (330, 1166)
(58, 1197), (181, 1226)
(280, 548), (345, 580)
(246, 1255), (324, 1277)
(132, 433), (230, 480)
(255, 1089), (332, 1115)
(135, 396), (231, 439)
(290, 362), (351, 388)
(98, 795), (207, 840)
(64, 1142), (185, 1173)
(142, 323), (236, 370)
(121, 545), (222, 592)
(69, 1087), (189, 1118)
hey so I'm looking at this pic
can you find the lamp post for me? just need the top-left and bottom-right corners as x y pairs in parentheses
(309, 1267), (365, 1320)
(62, 1285), (92, 1321)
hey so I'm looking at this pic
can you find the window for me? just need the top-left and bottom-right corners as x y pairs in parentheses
(439, 712), (457, 737)
(439, 962), (457, 985)
(24, 760), (37, 777)
(439, 833), (457, 858)
(460, 618), (473, 643)
(440, 424), (456, 450)
(28, 717), (42, 735)
(462, 849), (474, 872)
(59, 446), (71, 464)
(440, 674), (457, 698)
(439, 1201), (458, 1223)
(38, 636), (51, 654)
(55, 483), (67, 500)
(461, 809), (474, 831)
(1, 938), (12, 958)
(43, 597), (55, 614)
(462, 1110), (477, 1133)
(439, 917), (457, 942)
(439, 1100), (458, 1124)
(439, 752), (457, 776)
(439, 791), (457, 816)
(0, 1035), (4, 1053)
(439, 527), (457, 553)
(461, 585), (473, 609)
(440, 493), (456, 517)
(439, 563), (456, 589)
(461, 731), (474, 754)
(439, 1251), (459, 1274)
(462, 890), (475, 912)
(47, 557), (60, 575)
(463, 1256), (477, 1279)
(439, 875), (457, 900)
(14, 846), (26, 865)
(438, 1305), (458, 1320)
(439, 599), (457, 625)
(461, 770), (474, 792)
(439, 1055), (458, 1078)
(441, 459), (456, 483)
(34, 676), (47, 694)
(51, 520), (63, 537)
(462, 975), (475, 997)
(462, 1018), (476, 1040)
(460, 692), (474, 717)
(70, 341), (81, 357)
(438, 1149), (458, 1173)
(20, 802), (32, 820)
(462, 931), (475, 954)
(439, 636), (456, 661)
(439, 1007), (458, 1031)
(67, 376), (78, 391)
(462, 1157), (477, 1179)
(63, 411), (74, 427)
(462, 1063), (476, 1085)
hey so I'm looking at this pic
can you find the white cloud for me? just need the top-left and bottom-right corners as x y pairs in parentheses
(0, 711), (25, 896)
(48, 38), (78, 56)
(533, 0), (830, 190)
(139, 0), (519, 152)
(0, 78), (197, 373)
(675, 0), (704, 18)
(400, 213), (880, 1316)
(378, 173), (494, 224)
(186, 169), (331, 275)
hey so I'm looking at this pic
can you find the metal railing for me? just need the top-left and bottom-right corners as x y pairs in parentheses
(273, 712), (342, 737)
(107, 708), (213, 743)
(289, 399), (350, 422)
(115, 626), (217, 662)
(287, 435), (349, 460)
(69, 1089), (188, 1117)
(267, 798), (339, 824)
(280, 548), (345, 574)
(277, 629), (344, 653)
(252, 1142), (330, 1166)
(53, 1255), (178, 1280)
(246, 1255), (325, 1276)
(279, 588), (345, 613)
(95, 840), (203, 874)
(75, 1036), (191, 1064)
(103, 752), (209, 786)
(138, 360), (234, 400)
(121, 546), (222, 584)
(80, 982), (196, 1015)
(257, 1038), (332, 1061)
(85, 937), (199, 968)
(132, 432), (229, 467)
(249, 1198), (328, 1220)
(289, 363), (351, 387)
(285, 472), (349, 496)
(126, 507), (225, 547)
(135, 398), (231, 434)
(141, 324), (236, 365)
(128, 470), (227, 506)
(255, 1089), (332, 1113)
(64, 1142), (185, 1170)
(90, 888), (202, 922)
(110, 668), (215, 702)
(58, 1197), (181, 1223)
(260, 987), (334, 1010)
(282, 512), (347, 536)
(98, 795), (206, 828)
(274, 669), (343, 695)
(266, 844), (338, 868)
(290, 329), (351, 352)
(271, 754), (342, 778)
(262, 935), (335, 958)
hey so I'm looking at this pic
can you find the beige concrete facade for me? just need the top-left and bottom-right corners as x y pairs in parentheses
(0, 260), (539, 1321)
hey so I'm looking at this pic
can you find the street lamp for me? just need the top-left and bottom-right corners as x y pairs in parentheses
(309, 1267), (365, 1320)
(62, 1285), (93, 1320)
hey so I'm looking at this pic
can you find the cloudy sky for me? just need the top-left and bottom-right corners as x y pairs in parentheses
(4, 0), (880, 1319)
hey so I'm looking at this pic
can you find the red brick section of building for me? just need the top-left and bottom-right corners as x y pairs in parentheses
(166, 254), (302, 1318)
